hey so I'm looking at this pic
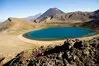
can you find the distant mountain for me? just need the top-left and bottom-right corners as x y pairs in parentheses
(36, 8), (94, 23)
(94, 9), (99, 15)
(37, 8), (65, 21)
(91, 9), (99, 19)
(26, 13), (42, 21)
(27, 8), (99, 23)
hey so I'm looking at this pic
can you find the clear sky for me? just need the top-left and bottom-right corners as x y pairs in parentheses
(0, 0), (99, 21)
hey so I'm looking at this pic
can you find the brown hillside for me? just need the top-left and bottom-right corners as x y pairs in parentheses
(42, 11), (93, 23)
(0, 18), (35, 33)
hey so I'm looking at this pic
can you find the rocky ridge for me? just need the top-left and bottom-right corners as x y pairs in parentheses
(4, 38), (99, 66)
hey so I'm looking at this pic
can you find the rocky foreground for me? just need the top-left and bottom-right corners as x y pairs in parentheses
(3, 38), (99, 66)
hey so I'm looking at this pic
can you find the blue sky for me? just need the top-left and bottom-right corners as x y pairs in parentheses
(0, 0), (99, 21)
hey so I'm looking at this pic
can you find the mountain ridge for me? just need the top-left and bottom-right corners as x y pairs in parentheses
(37, 8), (65, 22)
(35, 8), (99, 23)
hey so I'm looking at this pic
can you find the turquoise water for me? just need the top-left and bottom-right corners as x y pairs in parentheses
(24, 27), (95, 40)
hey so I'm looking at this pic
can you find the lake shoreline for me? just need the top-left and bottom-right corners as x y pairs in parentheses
(23, 27), (96, 41)
(19, 28), (99, 47)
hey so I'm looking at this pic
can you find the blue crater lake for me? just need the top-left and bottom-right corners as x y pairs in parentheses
(23, 27), (95, 41)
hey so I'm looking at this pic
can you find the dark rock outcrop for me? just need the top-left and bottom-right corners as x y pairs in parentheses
(4, 38), (99, 66)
